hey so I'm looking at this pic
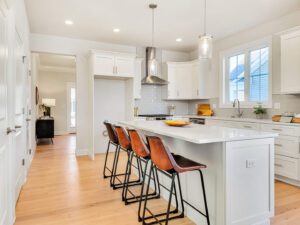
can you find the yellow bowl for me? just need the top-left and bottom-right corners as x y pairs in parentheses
(164, 120), (191, 127)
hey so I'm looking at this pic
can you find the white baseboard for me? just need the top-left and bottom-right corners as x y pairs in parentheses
(76, 148), (88, 156)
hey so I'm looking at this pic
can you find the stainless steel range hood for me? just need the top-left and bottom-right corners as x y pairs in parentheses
(141, 47), (168, 86)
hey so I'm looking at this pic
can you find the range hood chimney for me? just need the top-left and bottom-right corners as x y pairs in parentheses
(141, 47), (168, 86)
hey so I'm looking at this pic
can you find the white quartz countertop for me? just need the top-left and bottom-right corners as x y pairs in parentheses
(120, 120), (277, 144)
(179, 115), (300, 127)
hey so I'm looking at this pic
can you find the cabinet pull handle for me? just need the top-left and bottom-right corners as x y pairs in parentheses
(275, 143), (283, 147)
(197, 89), (199, 96)
(275, 163), (283, 168)
(115, 66), (118, 74)
(272, 128), (282, 132)
(102, 131), (108, 137)
(243, 125), (252, 129)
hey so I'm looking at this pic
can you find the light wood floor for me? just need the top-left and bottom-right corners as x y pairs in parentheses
(15, 135), (300, 225)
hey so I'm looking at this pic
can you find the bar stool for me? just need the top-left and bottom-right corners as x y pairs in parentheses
(102, 121), (125, 180)
(142, 136), (210, 225)
(111, 125), (143, 190)
(123, 129), (161, 221)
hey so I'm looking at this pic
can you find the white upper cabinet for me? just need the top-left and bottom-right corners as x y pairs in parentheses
(281, 29), (300, 94)
(166, 60), (210, 100)
(94, 53), (115, 76)
(134, 58), (143, 99)
(92, 51), (135, 78)
(115, 56), (135, 77)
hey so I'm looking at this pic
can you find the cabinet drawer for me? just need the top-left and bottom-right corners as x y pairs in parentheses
(275, 155), (299, 180)
(275, 136), (300, 158)
(261, 124), (299, 136)
(238, 122), (260, 130)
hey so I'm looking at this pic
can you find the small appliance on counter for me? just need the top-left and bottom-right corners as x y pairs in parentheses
(197, 104), (213, 116)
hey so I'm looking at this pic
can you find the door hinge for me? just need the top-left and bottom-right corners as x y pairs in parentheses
(22, 108), (25, 114)
(22, 159), (25, 166)
(29, 149), (32, 155)
(22, 56), (26, 63)
(28, 70), (31, 76)
(28, 109), (31, 115)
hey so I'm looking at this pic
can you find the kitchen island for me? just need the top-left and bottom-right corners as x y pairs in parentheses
(120, 120), (277, 225)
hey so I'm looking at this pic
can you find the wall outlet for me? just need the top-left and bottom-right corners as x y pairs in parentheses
(274, 102), (281, 109)
(246, 159), (255, 168)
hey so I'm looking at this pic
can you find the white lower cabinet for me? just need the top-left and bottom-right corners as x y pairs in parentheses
(206, 118), (300, 185)
(275, 155), (299, 180)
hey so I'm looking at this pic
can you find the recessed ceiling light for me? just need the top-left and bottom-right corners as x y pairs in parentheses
(113, 28), (120, 33)
(176, 38), (183, 42)
(65, 20), (73, 25)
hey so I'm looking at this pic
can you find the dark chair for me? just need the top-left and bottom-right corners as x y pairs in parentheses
(102, 121), (120, 179)
(142, 136), (210, 225)
(111, 125), (143, 190)
(124, 129), (160, 221)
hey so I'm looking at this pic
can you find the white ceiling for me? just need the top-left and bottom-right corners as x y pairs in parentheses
(25, 0), (300, 52)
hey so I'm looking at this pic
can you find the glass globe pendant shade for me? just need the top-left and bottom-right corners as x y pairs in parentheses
(148, 58), (158, 76)
(198, 35), (213, 59)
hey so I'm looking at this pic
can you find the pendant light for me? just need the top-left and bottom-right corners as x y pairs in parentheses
(149, 3), (158, 76)
(198, 0), (213, 59)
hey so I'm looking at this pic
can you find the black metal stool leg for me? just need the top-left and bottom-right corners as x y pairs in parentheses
(142, 163), (153, 225)
(138, 159), (149, 222)
(122, 151), (133, 201)
(176, 174), (185, 217)
(199, 170), (210, 225)
(110, 145), (121, 188)
(165, 173), (176, 225)
(103, 141), (111, 178)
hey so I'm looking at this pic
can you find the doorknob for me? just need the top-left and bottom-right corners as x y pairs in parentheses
(7, 127), (16, 135)
(15, 125), (22, 129)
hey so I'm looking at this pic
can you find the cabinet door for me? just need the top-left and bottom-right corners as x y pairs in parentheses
(134, 59), (142, 99)
(115, 56), (135, 77)
(94, 54), (115, 76)
(281, 31), (300, 93)
(176, 64), (193, 99)
(192, 61), (209, 99)
(167, 66), (177, 99)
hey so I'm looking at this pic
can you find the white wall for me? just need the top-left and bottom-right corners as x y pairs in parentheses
(30, 34), (136, 156)
(38, 70), (76, 135)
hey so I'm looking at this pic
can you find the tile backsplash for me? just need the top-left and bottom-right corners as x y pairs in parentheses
(134, 85), (188, 115)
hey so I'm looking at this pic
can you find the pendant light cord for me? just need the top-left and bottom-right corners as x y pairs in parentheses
(203, 0), (206, 35)
(152, 7), (155, 47)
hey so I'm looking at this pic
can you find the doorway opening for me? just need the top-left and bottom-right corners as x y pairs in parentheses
(31, 53), (77, 151)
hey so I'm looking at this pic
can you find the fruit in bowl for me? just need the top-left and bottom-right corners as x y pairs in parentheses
(164, 120), (191, 127)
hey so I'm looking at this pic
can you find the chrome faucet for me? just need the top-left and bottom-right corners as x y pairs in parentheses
(233, 99), (243, 118)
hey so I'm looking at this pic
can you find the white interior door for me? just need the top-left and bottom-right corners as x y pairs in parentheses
(0, 5), (9, 225)
(25, 63), (32, 167)
(93, 79), (126, 153)
(14, 30), (26, 199)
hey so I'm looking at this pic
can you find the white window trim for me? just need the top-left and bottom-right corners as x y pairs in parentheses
(219, 37), (273, 109)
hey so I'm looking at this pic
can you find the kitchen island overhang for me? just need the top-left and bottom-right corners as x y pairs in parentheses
(120, 120), (277, 225)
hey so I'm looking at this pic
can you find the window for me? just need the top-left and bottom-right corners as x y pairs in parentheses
(221, 38), (272, 108)
(67, 83), (76, 133)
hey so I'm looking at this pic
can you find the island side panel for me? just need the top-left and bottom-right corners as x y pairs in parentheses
(142, 133), (226, 225)
(225, 138), (274, 225)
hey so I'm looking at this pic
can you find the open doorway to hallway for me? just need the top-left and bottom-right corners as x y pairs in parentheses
(31, 53), (77, 151)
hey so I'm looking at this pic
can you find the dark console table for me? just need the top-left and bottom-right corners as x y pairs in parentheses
(36, 117), (54, 143)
